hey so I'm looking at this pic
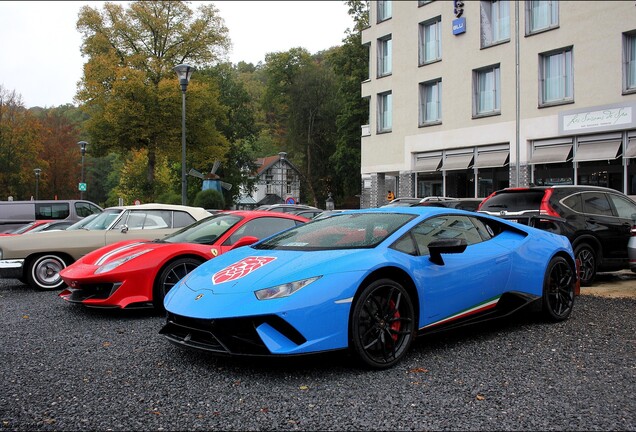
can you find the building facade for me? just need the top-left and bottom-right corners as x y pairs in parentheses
(236, 152), (303, 209)
(360, 0), (636, 207)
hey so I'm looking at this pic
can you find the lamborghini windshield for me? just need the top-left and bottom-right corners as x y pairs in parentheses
(255, 212), (414, 250)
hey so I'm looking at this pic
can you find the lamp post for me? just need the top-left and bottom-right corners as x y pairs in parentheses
(173, 63), (195, 205)
(78, 141), (88, 199)
(34, 168), (41, 200)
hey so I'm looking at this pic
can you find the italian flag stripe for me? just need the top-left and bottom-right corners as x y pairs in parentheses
(423, 295), (501, 329)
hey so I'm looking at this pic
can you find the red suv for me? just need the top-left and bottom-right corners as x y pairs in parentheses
(478, 185), (636, 286)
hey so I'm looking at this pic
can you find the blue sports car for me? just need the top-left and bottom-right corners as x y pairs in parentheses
(161, 207), (579, 369)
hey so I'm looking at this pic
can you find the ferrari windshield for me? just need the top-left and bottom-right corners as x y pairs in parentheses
(162, 214), (242, 244)
(255, 212), (415, 250)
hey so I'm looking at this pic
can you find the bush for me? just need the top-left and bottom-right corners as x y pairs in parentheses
(156, 191), (181, 205)
(194, 189), (225, 210)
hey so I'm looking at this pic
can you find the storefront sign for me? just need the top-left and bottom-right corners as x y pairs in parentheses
(559, 102), (636, 135)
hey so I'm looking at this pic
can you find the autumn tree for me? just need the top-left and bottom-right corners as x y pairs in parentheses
(0, 87), (45, 200)
(75, 0), (231, 204)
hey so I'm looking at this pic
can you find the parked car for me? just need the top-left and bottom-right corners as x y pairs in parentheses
(629, 224), (636, 273)
(291, 209), (325, 219)
(0, 220), (56, 236)
(58, 211), (309, 311)
(382, 196), (455, 207)
(0, 199), (103, 233)
(255, 204), (320, 213)
(0, 203), (211, 290)
(417, 198), (484, 212)
(161, 207), (578, 369)
(477, 185), (636, 286)
(24, 220), (77, 233)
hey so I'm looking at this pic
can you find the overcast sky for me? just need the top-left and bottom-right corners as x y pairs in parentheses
(0, 1), (354, 108)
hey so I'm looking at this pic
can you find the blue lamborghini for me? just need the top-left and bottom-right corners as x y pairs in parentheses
(161, 207), (579, 369)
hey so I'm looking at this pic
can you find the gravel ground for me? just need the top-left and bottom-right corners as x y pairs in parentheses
(1, 278), (634, 431)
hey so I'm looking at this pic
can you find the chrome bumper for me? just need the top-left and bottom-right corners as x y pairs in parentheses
(0, 259), (25, 279)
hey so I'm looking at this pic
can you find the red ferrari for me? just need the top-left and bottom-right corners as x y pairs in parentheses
(59, 211), (309, 310)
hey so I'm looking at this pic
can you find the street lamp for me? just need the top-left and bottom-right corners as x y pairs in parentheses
(173, 63), (195, 205)
(34, 168), (41, 200)
(78, 141), (88, 200)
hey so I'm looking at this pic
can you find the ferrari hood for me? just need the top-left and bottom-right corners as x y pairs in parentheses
(182, 247), (372, 294)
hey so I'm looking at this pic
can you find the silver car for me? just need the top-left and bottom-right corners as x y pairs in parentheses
(0, 203), (211, 290)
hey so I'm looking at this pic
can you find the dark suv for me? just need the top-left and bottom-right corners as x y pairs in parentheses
(477, 185), (636, 286)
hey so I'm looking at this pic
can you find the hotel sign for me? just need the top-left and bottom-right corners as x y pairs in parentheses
(559, 102), (636, 135)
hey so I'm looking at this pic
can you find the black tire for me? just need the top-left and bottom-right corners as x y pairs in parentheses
(27, 254), (69, 290)
(542, 256), (576, 321)
(153, 257), (203, 311)
(574, 243), (597, 286)
(350, 278), (416, 369)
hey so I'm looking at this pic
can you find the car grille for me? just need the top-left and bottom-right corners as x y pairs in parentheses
(65, 283), (121, 301)
(160, 313), (307, 355)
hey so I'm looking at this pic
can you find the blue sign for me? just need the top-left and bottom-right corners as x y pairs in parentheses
(452, 17), (466, 35)
(285, 197), (296, 204)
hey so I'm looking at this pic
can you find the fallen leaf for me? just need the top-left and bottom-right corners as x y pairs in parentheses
(476, 394), (485, 401)
(409, 367), (429, 373)
(299, 385), (309, 390)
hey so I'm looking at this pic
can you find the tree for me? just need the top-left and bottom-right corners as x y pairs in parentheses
(76, 1), (231, 203)
(328, 0), (370, 208)
(199, 63), (260, 207)
(0, 87), (45, 200)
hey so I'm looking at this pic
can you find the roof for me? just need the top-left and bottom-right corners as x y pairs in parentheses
(255, 155), (301, 177)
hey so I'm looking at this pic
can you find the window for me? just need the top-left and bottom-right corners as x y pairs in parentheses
(407, 215), (486, 256)
(480, 0), (510, 47)
(526, 0), (558, 34)
(624, 31), (636, 93)
(419, 17), (442, 65)
(378, 35), (392, 77)
(377, 0), (392, 22)
(173, 211), (197, 228)
(540, 48), (573, 106)
(473, 65), (500, 116)
(266, 175), (273, 194)
(378, 91), (392, 133)
(419, 79), (442, 125)
(225, 217), (299, 245)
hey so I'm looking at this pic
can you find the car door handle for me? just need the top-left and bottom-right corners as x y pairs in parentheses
(495, 256), (509, 264)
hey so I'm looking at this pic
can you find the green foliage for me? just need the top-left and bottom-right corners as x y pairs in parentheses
(76, 0), (231, 201)
(193, 189), (225, 210)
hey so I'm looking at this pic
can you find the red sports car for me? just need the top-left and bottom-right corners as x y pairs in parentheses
(59, 211), (309, 310)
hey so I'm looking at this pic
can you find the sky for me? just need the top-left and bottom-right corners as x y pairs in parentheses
(0, 1), (354, 108)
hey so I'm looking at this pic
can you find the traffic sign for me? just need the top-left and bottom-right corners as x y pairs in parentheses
(78, 182), (87, 191)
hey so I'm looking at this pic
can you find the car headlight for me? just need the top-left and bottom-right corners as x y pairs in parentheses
(254, 276), (321, 300)
(95, 249), (151, 274)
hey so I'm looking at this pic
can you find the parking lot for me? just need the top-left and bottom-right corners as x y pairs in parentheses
(1, 276), (634, 431)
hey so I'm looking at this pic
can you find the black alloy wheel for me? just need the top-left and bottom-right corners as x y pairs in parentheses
(574, 243), (597, 286)
(350, 278), (415, 369)
(542, 256), (576, 321)
(153, 257), (203, 311)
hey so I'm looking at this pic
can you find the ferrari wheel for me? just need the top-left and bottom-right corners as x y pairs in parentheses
(542, 256), (576, 321)
(574, 243), (596, 286)
(350, 278), (415, 369)
(153, 257), (203, 311)
(27, 254), (69, 290)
